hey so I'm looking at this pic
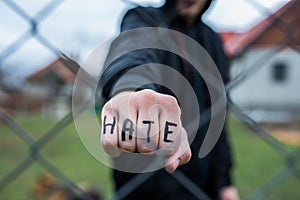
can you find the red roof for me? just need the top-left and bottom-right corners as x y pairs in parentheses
(220, 0), (300, 58)
(27, 58), (75, 83)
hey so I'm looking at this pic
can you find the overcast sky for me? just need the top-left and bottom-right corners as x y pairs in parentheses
(0, 0), (291, 87)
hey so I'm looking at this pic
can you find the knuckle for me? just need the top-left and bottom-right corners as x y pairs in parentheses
(128, 94), (138, 107)
(134, 89), (158, 104)
(161, 95), (181, 114)
(102, 101), (114, 115)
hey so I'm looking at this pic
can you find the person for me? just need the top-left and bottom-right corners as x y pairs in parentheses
(99, 0), (240, 199)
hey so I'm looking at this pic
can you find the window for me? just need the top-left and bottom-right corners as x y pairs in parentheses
(272, 62), (288, 82)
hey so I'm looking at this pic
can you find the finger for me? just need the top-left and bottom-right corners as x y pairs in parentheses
(117, 97), (137, 153)
(136, 105), (160, 154)
(157, 94), (182, 156)
(165, 148), (191, 173)
(165, 159), (180, 173)
(101, 102), (121, 157)
(165, 128), (191, 173)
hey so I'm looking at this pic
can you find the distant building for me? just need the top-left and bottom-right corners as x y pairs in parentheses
(25, 58), (76, 118)
(0, 87), (12, 114)
(220, 0), (300, 122)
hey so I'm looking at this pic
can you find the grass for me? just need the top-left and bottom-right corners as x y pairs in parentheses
(0, 111), (299, 199)
(228, 115), (300, 200)
(0, 111), (113, 200)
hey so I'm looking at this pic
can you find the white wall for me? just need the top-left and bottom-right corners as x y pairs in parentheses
(229, 46), (300, 112)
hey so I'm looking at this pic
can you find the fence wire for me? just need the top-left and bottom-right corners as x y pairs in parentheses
(0, 0), (299, 200)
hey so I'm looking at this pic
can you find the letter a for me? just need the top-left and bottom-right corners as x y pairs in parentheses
(121, 119), (135, 141)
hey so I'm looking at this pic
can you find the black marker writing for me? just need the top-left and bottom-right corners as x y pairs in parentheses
(164, 121), (177, 143)
(142, 120), (154, 143)
(122, 118), (134, 141)
(102, 115), (116, 134)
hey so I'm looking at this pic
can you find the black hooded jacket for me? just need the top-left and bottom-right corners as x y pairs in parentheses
(100, 1), (233, 199)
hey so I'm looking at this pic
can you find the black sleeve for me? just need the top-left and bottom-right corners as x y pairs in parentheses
(99, 7), (166, 104)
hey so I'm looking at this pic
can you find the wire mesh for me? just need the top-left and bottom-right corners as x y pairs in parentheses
(0, 0), (299, 200)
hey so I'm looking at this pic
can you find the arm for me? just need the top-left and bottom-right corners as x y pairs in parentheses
(99, 8), (191, 172)
(100, 8), (166, 102)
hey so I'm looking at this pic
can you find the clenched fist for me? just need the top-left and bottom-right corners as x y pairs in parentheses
(100, 89), (191, 173)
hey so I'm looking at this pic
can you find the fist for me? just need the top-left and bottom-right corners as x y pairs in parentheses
(100, 89), (191, 172)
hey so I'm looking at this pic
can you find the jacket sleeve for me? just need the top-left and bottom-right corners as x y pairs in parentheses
(99, 8), (166, 104)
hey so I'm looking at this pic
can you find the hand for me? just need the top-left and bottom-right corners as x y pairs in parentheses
(100, 89), (191, 173)
(219, 186), (240, 200)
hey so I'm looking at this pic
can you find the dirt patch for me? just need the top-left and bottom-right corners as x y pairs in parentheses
(261, 122), (300, 146)
(269, 129), (300, 146)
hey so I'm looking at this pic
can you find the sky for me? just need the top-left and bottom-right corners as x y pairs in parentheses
(0, 0), (291, 88)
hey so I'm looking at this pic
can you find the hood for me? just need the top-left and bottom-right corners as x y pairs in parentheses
(163, 0), (213, 17)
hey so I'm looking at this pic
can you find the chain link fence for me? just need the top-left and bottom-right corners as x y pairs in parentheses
(0, 0), (299, 199)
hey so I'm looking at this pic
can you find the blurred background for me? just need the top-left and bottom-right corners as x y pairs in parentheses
(0, 0), (299, 199)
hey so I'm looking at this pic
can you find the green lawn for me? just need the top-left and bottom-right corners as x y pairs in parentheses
(0, 111), (299, 200)
(228, 115), (300, 200)
(0, 112), (113, 200)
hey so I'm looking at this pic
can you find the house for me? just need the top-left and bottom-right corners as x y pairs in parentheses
(0, 88), (12, 115)
(220, 0), (300, 122)
(25, 58), (76, 118)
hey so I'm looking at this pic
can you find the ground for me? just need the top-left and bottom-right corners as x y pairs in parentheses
(262, 121), (300, 146)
